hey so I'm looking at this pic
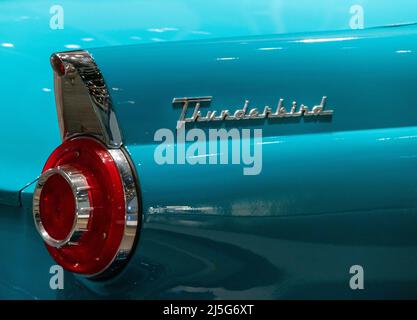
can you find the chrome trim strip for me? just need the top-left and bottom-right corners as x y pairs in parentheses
(51, 51), (122, 148)
(102, 148), (139, 276)
(71, 137), (139, 278)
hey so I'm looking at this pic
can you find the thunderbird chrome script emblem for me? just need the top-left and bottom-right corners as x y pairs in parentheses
(173, 96), (333, 129)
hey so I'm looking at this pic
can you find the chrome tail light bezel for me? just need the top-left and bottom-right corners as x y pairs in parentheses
(33, 50), (141, 279)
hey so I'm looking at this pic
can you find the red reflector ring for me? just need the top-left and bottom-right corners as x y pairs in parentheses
(33, 138), (139, 277)
(50, 54), (67, 76)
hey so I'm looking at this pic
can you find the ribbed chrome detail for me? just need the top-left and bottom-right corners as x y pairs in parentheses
(51, 51), (122, 148)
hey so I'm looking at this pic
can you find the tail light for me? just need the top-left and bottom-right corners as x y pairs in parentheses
(33, 137), (139, 277)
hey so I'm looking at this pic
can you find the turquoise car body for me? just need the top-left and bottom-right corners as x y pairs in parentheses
(1, 0), (417, 299)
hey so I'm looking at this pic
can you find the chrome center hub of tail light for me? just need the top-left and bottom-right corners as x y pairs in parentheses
(33, 165), (91, 248)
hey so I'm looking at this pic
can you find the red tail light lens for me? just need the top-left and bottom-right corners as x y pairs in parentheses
(33, 137), (139, 277)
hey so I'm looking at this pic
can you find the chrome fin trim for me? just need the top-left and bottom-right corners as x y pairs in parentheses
(51, 50), (122, 148)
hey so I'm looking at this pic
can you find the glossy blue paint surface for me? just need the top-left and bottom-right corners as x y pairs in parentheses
(92, 25), (417, 143)
(75, 25), (417, 298)
(75, 126), (417, 299)
(2, 0), (417, 203)
(1, 0), (417, 299)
